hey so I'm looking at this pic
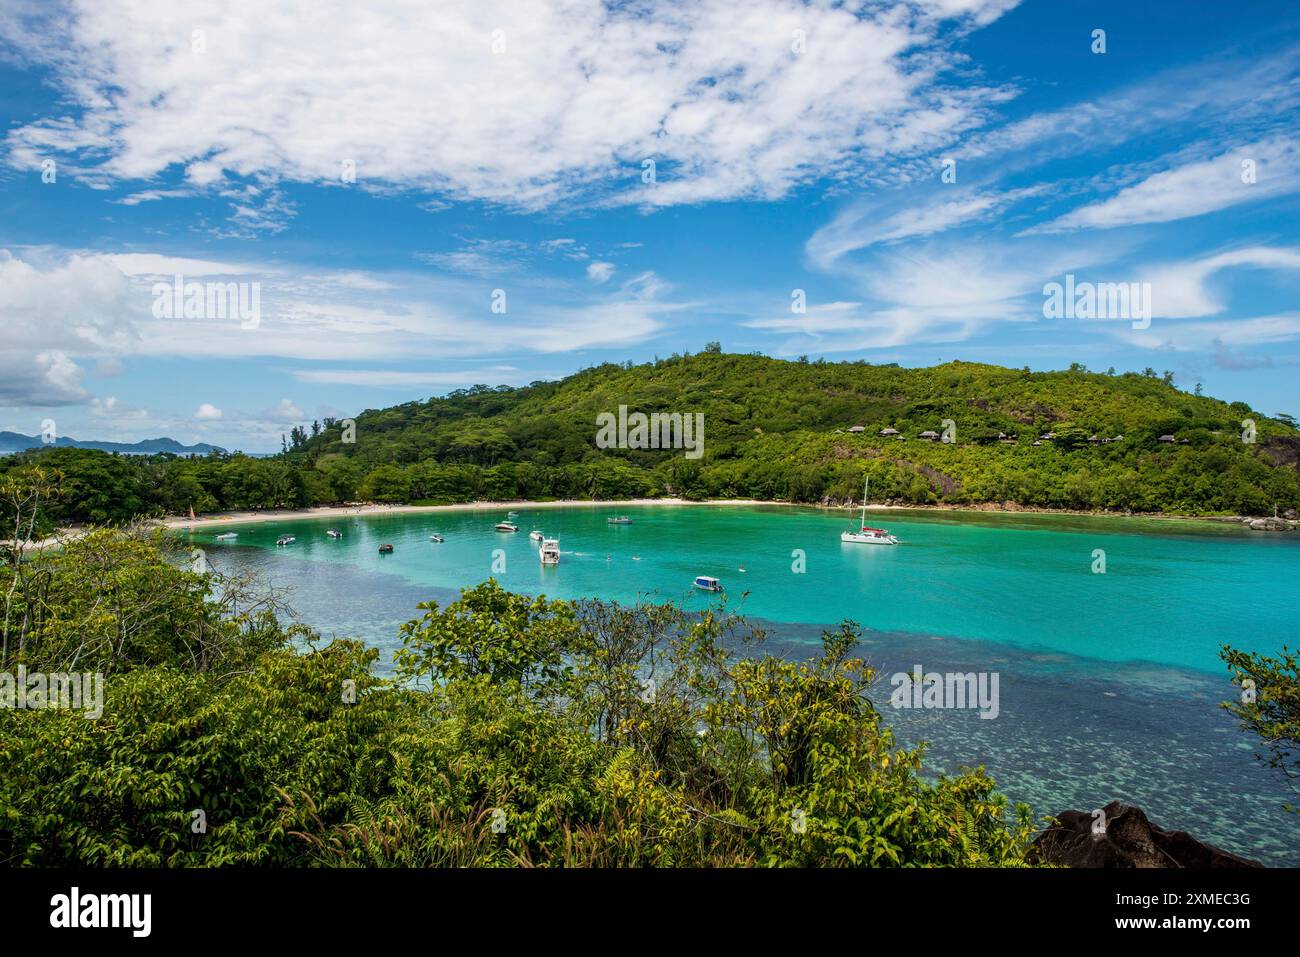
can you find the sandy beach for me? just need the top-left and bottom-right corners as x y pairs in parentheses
(151, 496), (1277, 533)
(10, 497), (1280, 551)
(156, 497), (778, 531)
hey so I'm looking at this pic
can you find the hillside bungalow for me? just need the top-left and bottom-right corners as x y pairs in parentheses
(1038, 432), (1056, 441)
(847, 425), (865, 433)
(997, 431), (1018, 443)
(1102, 434), (1123, 444)
(1158, 434), (1176, 443)
(879, 428), (901, 437)
(918, 430), (940, 441)
(1088, 434), (1101, 444)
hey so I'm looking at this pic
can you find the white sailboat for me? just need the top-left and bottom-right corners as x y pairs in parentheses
(841, 477), (898, 545)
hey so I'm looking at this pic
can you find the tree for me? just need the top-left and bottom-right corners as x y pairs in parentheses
(1222, 644), (1300, 812)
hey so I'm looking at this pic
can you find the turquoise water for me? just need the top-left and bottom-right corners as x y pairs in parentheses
(182, 505), (1300, 865)
(189, 505), (1299, 673)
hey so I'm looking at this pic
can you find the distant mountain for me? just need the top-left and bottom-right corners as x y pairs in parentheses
(0, 431), (225, 456)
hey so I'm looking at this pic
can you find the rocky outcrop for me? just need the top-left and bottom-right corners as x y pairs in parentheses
(1030, 801), (1263, 868)
(1244, 516), (1290, 531)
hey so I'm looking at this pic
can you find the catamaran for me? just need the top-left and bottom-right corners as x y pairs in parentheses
(539, 538), (561, 565)
(841, 477), (898, 545)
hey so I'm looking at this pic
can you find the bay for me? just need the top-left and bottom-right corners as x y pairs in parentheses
(183, 504), (1300, 865)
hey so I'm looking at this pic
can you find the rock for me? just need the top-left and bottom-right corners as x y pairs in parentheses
(1248, 517), (1288, 531)
(1285, 508), (1298, 520)
(1030, 801), (1262, 868)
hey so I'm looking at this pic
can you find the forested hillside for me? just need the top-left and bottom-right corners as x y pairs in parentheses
(6, 353), (1300, 525)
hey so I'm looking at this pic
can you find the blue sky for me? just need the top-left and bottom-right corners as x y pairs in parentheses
(1, 0), (1298, 452)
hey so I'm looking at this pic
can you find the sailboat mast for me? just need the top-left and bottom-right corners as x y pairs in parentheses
(861, 476), (868, 527)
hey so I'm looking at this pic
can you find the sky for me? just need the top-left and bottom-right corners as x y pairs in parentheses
(0, 0), (1298, 452)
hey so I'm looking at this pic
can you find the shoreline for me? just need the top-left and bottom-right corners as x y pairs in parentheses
(152, 497), (1275, 532)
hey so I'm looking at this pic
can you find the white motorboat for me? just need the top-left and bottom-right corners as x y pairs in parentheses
(326, 529), (342, 539)
(215, 532), (238, 541)
(841, 477), (898, 545)
(495, 521), (519, 532)
(693, 575), (722, 592)
(276, 535), (296, 546)
(529, 530), (543, 541)
(429, 533), (444, 543)
(539, 538), (561, 565)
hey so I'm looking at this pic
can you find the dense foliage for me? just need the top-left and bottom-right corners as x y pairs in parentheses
(5, 354), (1299, 524)
(1, 525), (1038, 867)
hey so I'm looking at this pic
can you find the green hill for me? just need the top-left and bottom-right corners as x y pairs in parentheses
(6, 354), (1299, 524)
(290, 354), (1299, 516)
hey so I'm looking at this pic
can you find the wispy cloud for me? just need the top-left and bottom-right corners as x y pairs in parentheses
(1029, 138), (1300, 234)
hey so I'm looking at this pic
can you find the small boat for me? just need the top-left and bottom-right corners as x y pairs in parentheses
(507, 510), (519, 517)
(495, 521), (519, 532)
(607, 516), (632, 525)
(841, 477), (898, 545)
(276, 535), (296, 546)
(326, 529), (342, 539)
(539, 538), (561, 565)
(429, 533), (444, 543)
(215, 532), (238, 541)
(378, 543), (394, 554)
(529, 530), (543, 541)
(694, 575), (722, 592)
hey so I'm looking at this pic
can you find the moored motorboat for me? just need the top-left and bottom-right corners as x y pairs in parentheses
(215, 532), (238, 541)
(276, 535), (295, 546)
(539, 538), (560, 565)
(607, 516), (632, 525)
(495, 521), (519, 532)
(693, 575), (722, 592)
(429, 533), (444, 543)
(529, 530), (543, 541)
(326, 529), (342, 539)
(378, 543), (394, 553)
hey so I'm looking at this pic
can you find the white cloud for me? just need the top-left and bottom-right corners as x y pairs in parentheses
(586, 261), (615, 283)
(0, 250), (137, 405)
(416, 240), (530, 277)
(194, 402), (223, 420)
(91, 395), (147, 419)
(1140, 247), (1300, 319)
(101, 253), (262, 277)
(1126, 313), (1300, 352)
(291, 367), (523, 388)
(1, 0), (1017, 213)
(263, 399), (304, 421)
(1033, 139), (1300, 233)
(807, 184), (1046, 267)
